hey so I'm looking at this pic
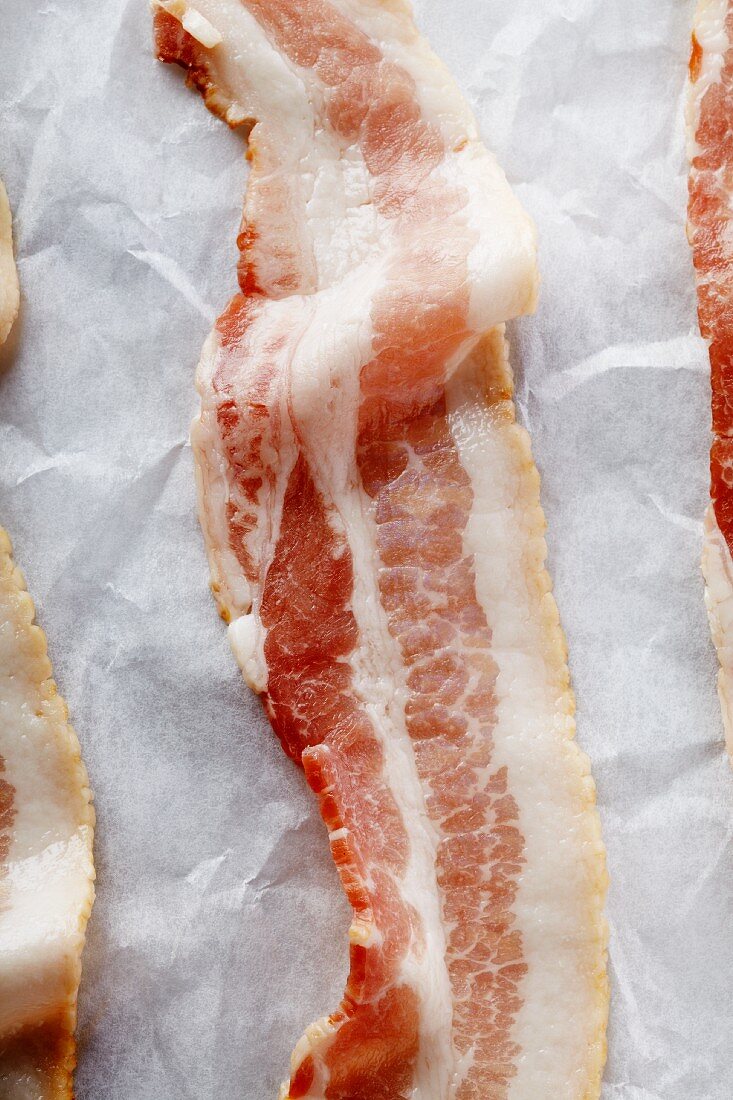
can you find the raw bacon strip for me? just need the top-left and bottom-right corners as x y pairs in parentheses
(0, 179), (19, 346)
(0, 529), (95, 1098)
(155, 2), (608, 1097)
(687, 0), (733, 754)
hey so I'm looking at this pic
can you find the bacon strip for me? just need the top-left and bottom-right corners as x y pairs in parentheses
(687, 0), (733, 754)
(155, 3), (608, 1096)
(0, 530), (95, 1098)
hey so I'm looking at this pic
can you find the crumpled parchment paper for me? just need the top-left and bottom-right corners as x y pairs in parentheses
(1, 1), (731, 1097)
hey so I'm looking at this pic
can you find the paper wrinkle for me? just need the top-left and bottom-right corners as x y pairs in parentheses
(127, 249), (216, 322)
(677, 827), (733, 918)
(534, 334), (708, 400)
(1, 0), (733, 1097)
(646, 493), (703, 536)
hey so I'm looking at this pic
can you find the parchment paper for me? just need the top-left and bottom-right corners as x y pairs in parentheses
(1, 1), (731, 1096)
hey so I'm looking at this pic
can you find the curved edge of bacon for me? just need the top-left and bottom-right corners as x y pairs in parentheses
(0, 179), (20, 347)
(154, 2), (608, 1096)
(687, 0), (733, 757)
(457, 330), (609, 1095)
(0, 528), (95, 1098)
(258, 329), (610, 1100)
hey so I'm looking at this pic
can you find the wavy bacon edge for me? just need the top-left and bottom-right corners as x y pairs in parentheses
(0, 529), (95, 1098)
(467, 330), (609, 1099)
(443, 331), (609, 1100)
(701, 511), (733, 755)
(699, 508), (733, 756)
(196, 324), (610, 1098)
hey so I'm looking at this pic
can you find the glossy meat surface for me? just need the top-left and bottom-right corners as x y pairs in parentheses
(155, 2), (608, 1096)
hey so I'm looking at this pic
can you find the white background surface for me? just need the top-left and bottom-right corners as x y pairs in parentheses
(1, 1), (731, 1096)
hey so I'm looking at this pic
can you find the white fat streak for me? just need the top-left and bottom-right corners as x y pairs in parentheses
(156, 0), (222, 47)
(305, 146), (386, 290)
(285, 267), (454, 1100)
(446, 341), (606, 1100)
(687, 0), (730, 159)
(460, 149), (538, 328)
(228, 614), (267, 691)
(340, 0), (473, 147)
(336, 0), (539, 325)
(193, 333), (254, 619)
(162, 0), (311, 127)
(202, 0), (389, 294)
(188, 0), (538, 312)
(702, 507), (733, 757)
(178, 0), (321, 290)
(194, 297), (310, 626)
(0, 836), (92, 1036)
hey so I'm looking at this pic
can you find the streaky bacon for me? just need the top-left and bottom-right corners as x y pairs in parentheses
(0, 528), (95, 1098)
(687, 0), (733, 754)
(0, 186), (93, 1098)
(155, 2), (608, 1096)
